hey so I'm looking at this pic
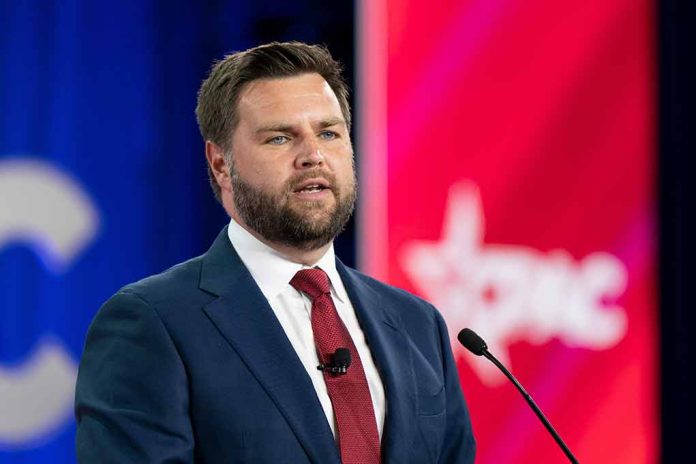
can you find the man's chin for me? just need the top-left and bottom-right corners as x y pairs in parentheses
(290, 215), (336, 235)
(287, 201), (336, 222)
(288, 193), (336, 208)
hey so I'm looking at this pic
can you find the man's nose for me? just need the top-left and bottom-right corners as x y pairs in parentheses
(295, 137), (325, 169)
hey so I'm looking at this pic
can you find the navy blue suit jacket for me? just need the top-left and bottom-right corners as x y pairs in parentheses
(75, 228), (475, 463)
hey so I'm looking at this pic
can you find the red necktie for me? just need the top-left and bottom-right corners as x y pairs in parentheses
(290, 268), (381, 464)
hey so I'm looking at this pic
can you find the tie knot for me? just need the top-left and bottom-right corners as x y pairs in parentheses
(290, 268), (331, 300)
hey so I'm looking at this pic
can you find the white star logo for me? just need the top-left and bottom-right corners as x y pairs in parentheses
(400, 182), (628, 384)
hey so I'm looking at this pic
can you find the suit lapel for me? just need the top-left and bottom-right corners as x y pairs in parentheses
(336, 260), (416, 464)
(199, 229), (340, 464)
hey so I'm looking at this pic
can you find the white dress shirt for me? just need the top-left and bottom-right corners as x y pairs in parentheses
(227, 218), (386, 439)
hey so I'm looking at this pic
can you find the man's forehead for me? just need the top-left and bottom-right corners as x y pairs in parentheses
(239, 74), (339, 109)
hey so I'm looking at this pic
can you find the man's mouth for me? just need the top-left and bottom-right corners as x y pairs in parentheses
(298, 184), (326, 192)
(293, 179), (331, 193)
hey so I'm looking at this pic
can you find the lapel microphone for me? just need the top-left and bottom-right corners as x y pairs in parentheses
(458, 328), (579, 464)
(317, 348), (352, 375)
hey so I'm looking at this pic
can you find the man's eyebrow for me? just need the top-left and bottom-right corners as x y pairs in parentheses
(255, 118), (346, 134)
(256, 123), (294, 134)
(317, 118), (345, 128)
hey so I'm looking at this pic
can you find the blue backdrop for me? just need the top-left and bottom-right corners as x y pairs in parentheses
(0, 1), (353, 462)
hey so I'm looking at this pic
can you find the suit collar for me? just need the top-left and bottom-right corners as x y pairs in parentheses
(199, 227), (340, 464)
(336, 261), (416, 464)
(199, 228), (415, 464)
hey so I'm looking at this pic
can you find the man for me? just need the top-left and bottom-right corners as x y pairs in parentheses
(75, 42), (475, 463)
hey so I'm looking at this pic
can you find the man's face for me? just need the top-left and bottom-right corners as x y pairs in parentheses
(228, 73), (356, 250)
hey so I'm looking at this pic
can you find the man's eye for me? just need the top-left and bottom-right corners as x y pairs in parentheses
(267, 135), (289, 145)
(319, 131), (338, 140)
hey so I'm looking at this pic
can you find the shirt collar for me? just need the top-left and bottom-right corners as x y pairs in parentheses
(227, 218), (348, 303)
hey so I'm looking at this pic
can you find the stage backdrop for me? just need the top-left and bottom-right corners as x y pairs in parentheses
(0, 1), (356, 462)
(357, 0), (658, 462)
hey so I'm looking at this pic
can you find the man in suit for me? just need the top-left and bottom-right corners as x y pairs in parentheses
(75, 42), (476, 463)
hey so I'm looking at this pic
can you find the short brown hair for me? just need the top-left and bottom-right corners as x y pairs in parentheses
(196, 41), (351, 203)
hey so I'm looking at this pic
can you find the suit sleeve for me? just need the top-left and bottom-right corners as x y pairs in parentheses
(75, 290), (194, 463)
(433, 309), (476, 463)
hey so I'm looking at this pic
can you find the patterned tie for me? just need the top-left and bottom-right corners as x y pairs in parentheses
(290, 268), (381, 464)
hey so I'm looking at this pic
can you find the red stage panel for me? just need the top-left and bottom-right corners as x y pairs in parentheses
(357, 0), (658, 462)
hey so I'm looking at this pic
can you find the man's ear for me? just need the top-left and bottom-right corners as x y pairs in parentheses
(205, 140), (232, 193)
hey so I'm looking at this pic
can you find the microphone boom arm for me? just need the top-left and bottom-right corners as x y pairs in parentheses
(481, 347), (579, 464)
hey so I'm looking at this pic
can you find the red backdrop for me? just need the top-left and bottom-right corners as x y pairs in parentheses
(357, 0), (658, 462)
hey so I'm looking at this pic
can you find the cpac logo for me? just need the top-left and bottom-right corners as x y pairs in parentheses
(0, 158), (99, 447)
(401, 182), (628, 385)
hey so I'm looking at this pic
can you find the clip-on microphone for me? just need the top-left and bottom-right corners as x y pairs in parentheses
(317, 348), (352, 375)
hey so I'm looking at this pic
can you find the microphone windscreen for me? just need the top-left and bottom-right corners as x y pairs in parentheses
(457, 328), (488, 356)
(333, 348), (351, 367)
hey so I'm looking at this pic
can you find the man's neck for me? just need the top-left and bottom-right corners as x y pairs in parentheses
(232, 216), (331, 266)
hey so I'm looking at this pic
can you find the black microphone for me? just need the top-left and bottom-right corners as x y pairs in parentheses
(317, 348), (351, 375)
(458, 328), (579, 464)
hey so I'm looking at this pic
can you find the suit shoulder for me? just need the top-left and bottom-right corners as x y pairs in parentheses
(113, 254), (208, 310)
(342, 266), (453, 355)
(343, 266), (437, 315)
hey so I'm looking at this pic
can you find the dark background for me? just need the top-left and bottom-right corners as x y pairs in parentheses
(660, 0), (696, 461)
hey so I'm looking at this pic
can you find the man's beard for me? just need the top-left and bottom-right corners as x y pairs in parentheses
(230, 165), (356, 251)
